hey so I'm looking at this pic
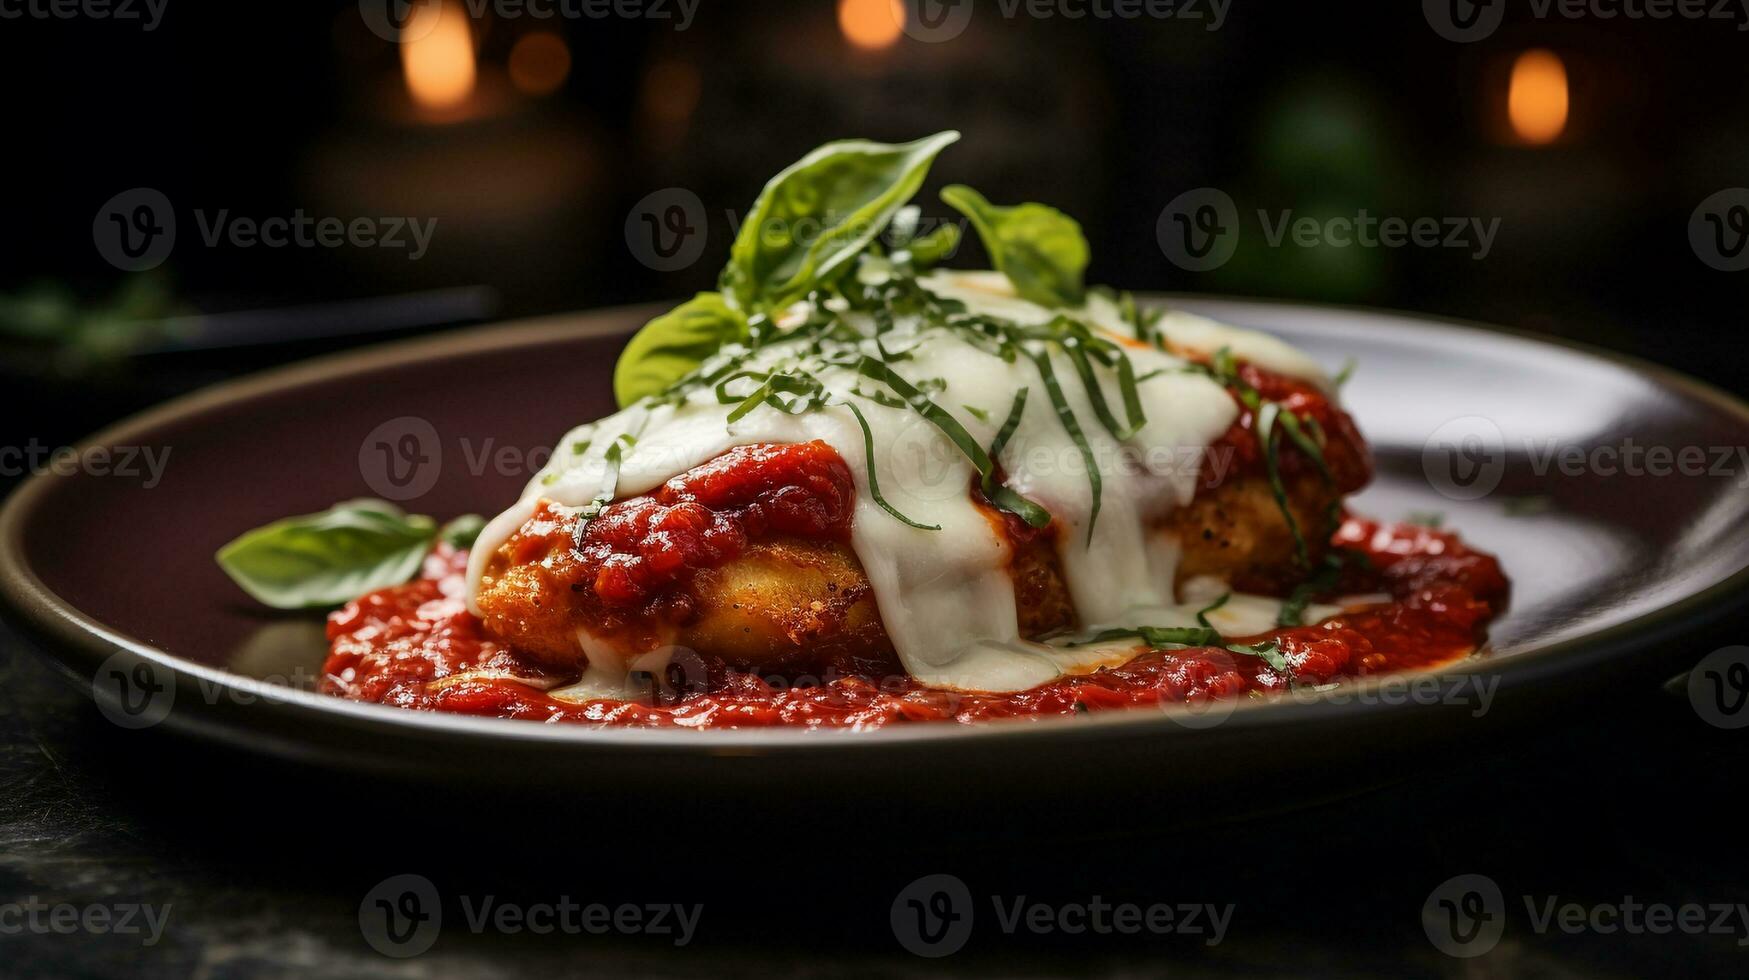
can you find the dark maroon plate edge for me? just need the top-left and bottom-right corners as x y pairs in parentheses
(1, 298), (1747, 770)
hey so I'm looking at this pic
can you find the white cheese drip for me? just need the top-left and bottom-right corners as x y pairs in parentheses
(467, 271), (1337, 693)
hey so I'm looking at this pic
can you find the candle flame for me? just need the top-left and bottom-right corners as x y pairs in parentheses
(401, 0), (475, 112)
(839, 0), (904, 51)
(1508, 49), (1568, 145)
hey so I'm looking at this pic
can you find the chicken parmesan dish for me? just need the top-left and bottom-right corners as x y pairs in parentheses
(217, 132), (1507, 729)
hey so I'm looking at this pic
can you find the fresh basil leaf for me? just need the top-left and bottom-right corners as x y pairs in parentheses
(940, 184), (1089, 308)
(216, 500), (438, 609)
(439, 513), (487, 549)
(903, 222), (961, 268)
(720, 131), (961, 311)
(613, 292), (748, 408)
(887, 204), (923, 246)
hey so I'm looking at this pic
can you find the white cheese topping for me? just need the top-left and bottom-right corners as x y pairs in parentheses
(468, 271), (1338, 693)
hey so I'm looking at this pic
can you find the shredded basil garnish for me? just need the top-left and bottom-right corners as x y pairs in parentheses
(844, 401), (940, 531)
(1256, 401), (1308, 567)
(1031, 349), (1102, 543)
(1278, 552), (1344, 627)
(848, 355), (1049, 529)
(1087, 623), (1293, 680)
(1195, 592), (1230, 630)
(981, 388), (1051, 528)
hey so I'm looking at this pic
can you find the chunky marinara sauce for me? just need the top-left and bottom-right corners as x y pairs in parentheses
(504, 441), (855, 608)
(323, 518), (1506, 728)
(321, 367), (1506, 730)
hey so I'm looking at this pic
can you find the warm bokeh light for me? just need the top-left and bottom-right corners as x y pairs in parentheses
(838, 0), (904, 51)
(1508, 49), (1569, 145)
(401, 1), (475, 112)
(508, 31), (572, 96)
(642, 59), (702, 125)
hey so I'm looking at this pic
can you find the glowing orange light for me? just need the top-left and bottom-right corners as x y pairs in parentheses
(1508, 49), (1568, 145)
(401, 0), (475, 112)
(838, 0), (904, 51)
(509, 31), (572, 96)
(642, 59), (701, 125)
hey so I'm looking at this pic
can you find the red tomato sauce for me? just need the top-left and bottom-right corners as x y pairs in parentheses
(499, 441), (856, 611)
(322, 517), (1508, 730)
(1204, 363), (1372, 494)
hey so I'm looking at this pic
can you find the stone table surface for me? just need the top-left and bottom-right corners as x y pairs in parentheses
(2, 611), (1747, 978)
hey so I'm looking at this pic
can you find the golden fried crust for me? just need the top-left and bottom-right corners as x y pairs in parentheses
(477, 531), (1075, 675)
(1164, 473), (1342, 595)
(475, 560), (597, 666)
(477, 474), (1334, 674)
(678, 539), (888, 672)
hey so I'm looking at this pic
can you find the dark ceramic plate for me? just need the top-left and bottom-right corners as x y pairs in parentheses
(4, 299), (1748, 798)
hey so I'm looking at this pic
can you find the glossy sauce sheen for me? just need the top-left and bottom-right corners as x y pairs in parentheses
(502, 442), (855, 613)
(322, 517), (1508, 729)
(487, 360), (1363, 650)
(466, 272), (1353, 692)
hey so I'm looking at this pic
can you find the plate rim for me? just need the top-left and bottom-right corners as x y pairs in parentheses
(4, 295), (1749, 752)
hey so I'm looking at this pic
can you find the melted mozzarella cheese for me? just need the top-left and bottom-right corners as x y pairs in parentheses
(468, 271), (1340, 693)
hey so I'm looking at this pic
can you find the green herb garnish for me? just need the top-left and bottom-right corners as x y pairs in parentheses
(1195, 592), (1230, 630)
(1278, 552), (1344, 627)
(941, 184), (1089, 308)
(1088, 624), (1293, 679)
(1031, 349), (1102, 542)
(845, 401), (940, 531)
(216, 500), (483, 610)
(721, 131), (961, 313)
(612, 293), (748, 408)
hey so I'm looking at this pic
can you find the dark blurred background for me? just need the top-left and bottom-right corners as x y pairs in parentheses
(4, 4), (1749, 976)
(2, 0), (1746, 477)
